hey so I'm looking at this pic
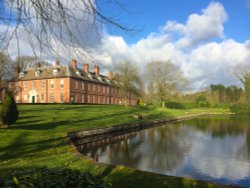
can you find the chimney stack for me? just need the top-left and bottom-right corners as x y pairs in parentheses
(94, 65), (100, 76)
(70, 59), (77, 69)
(109, 71), (113, 80)
(83, 64), (89, 73)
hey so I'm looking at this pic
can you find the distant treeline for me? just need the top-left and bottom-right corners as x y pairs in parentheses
(151, 84), (250, 114)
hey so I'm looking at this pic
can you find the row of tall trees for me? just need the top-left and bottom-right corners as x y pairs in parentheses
(114, 61), (186, 107)
(210, 84), (243, 104)
(114, 61), (250, 107)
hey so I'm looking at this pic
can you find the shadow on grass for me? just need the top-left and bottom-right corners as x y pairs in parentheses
(10, 109), (142, 131)
(0, 133), (67, 161)
(9, 120), (70, 130)
(17, 116), (40, 120)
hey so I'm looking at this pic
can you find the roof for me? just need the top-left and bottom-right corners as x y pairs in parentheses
(12, 65), (115, 86)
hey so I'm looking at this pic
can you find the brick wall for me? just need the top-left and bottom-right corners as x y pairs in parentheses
(9, 78), (138, 105)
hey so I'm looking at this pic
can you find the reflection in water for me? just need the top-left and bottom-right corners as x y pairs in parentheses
(75, 115), (250, 187)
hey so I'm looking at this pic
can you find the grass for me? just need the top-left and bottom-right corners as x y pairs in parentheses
(0, 104), (234, 188)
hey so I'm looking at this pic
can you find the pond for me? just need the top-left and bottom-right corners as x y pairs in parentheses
(75, 115), (250, 187)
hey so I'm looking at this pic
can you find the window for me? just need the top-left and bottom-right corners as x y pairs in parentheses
(98, 84), (101, 92)
(88, 83), (91, 91)
(19, 72), (24, 78)
(41, 80), (45, 88)
(107, 87), (110, 93)
(24, 95), (27, 102)
(102, 86), (105, 93)
(81, 82), (84, 90)
(35, 70), (40, 77)
(98, 96), (101, 104)
(53, 69), (58, 76)
(24, 82), (27, 90)
(106, 97), (109, 104)
(74, 81), (78, 89)
(41, 94), (44, 103)
(82, 95), (84, 103)
(32, 81), (36, 89)
(60, 94), (64, 103)
(93, 84), (96, 92)
(50, 80), (54, 89)
(75, 94), (78, 102)
(60, 80), (64, 89)
(50, 94), (54, 103)
(92, 96), (95, 103)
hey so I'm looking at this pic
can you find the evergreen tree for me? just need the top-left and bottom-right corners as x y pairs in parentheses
(1, 89), (19, 127)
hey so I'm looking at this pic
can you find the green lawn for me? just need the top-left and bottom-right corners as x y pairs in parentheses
(0, 104), (234, 188)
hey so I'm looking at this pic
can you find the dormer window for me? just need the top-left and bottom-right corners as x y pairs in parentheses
(106, 78), (111, 84)
(19, 72), (24, 78)
(88, 73), (93, 80)
(35, 70), (40, 77)
(97, 76), (103, 82)
(53, 69), (58, 76)
(76, 70), (81, 76)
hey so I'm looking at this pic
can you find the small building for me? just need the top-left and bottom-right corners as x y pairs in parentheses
(7, 59), (138, 105)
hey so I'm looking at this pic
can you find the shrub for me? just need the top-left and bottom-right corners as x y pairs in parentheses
(0, 168), (111, 188)
(166, 101), (186, 109)
(195, 96), (210, 108)
(230, 104), (250, 114)
(1, 90), (19, 126)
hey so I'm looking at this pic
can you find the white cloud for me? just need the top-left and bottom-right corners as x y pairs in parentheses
(1, 1), (250, 91)
(92, 2), (249, 91)
(164, 2), (228, 48)
(182, 39), (250, 90)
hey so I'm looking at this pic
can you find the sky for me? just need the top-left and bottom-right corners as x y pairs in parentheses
(0, 0), (250, 91)
(110, 0), (250, 44)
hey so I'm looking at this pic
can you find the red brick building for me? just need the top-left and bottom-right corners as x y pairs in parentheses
(7, 59), (138, 105)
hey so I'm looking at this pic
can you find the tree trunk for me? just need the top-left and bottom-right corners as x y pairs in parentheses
(162, 100), (165, 108)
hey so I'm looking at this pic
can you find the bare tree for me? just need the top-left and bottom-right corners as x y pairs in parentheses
(146, 61), (186, 107)
(15, 56), (37, 71)
(14, 56), (50, 70)
(238, 70), (250, 103)
(0, 0), (132, 60)
(114, 61), (143, 106)
(0, 52), (13, 81)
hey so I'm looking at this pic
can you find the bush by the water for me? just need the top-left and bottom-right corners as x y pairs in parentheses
(195, 96), (210, 108)
(0, 168), (111, 188)
(166, 101), (186, 109)
(1, 90), (19, 126)
(230, 104), (250, 114)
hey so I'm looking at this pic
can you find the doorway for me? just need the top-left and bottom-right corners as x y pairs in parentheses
(32, 96), (35, 103)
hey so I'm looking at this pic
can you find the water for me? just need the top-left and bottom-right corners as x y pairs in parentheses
(76, 115), (250, 187)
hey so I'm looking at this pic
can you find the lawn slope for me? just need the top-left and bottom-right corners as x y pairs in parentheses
(0, 105), (233, 188)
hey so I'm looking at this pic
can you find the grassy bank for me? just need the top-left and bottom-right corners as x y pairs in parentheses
(0, 105), (232, 187)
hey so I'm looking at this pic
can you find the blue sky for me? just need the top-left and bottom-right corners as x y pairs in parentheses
(1, 0), (250, 90)
(108, 0), (250, 44)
